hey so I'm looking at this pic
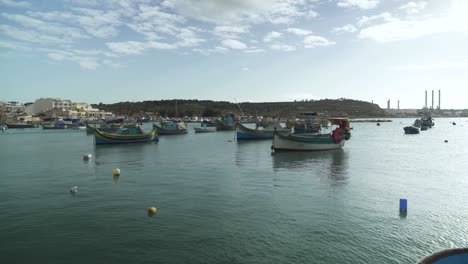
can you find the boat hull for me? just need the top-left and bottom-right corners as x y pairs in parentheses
(215, 120), (236, 130)
(403, 126), (419, 134)
(5, 122), (37, 128)
(236, 123), (290, 140)
(93, 129), (158, 144)
(272, 133), (345, 151)
(153, 124), (187, 135)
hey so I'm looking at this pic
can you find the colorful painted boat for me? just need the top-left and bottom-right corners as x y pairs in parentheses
(194, 127), (216, 133)
(418, 248), (468, 264)
(86, 123), (119, 135)
(43, 123), (67, 129)
(272, 118), (351, 151)
(215, 114), (236, 130)
(153, 122), (187, 135)
(236, 123), (290, 140)
(93, 126), (158, 144)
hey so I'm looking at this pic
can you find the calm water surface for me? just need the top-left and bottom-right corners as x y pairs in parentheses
(1, 118), (468, 263)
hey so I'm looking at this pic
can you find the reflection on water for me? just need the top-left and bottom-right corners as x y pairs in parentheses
(93, 143), (155, 170)
(271, 149), (349, 181)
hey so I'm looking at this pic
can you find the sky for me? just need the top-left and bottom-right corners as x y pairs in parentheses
(1, 0), (468, 109)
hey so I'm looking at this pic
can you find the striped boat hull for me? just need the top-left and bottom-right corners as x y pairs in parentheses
(93, 129), (158, 144)
(272, 133), (345, 151)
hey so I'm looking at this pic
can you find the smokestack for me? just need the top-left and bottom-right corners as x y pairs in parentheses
(398, 100), (400, 110)
(438, 90), (441, 109)
(432, 90), (434, 110)
(425, 91), (427, 108)
(387, 99), (390, 110)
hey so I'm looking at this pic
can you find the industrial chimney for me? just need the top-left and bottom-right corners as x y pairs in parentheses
(398, 100), (400, 110)
(425, 91), (427, 108)
(432, 90), (434, 110)
(438, 90), (441, 110)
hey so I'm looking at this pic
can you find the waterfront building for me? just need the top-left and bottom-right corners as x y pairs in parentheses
(25, 98), (72, 115)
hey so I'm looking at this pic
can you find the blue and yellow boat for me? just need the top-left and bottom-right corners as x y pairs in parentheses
(93, 126), (158, 144)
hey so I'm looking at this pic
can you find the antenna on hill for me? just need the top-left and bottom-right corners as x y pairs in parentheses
(234, 98), (244, 116)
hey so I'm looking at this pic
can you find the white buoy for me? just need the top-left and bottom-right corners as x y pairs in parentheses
(83, 154), (92, 160)
(70, 186), (78, 194)
(113, 168), (121, 176)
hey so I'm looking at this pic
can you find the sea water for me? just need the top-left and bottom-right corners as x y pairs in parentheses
(1, 118), (467, 263)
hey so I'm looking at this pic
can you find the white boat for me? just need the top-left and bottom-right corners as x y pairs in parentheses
(272, 118), (351, 151)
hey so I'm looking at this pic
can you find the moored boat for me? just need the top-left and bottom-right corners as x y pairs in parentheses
(215, 114), (237, 130)
(272, 118), (351, 151)
(86, 123), (119, 134)
(418, 248), (468, 264)
(153, 122), (187, 135)
(93, 126), (158, 144)
(403, 126), (419, 134)
(236, 122), (290, 140)
(43, 123), (67, 129)
(4, 122), (37, 128)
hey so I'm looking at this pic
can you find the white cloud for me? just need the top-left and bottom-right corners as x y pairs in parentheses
(0, 39), (32, 50)
(163, 0), (318, 25)
(244, 48), (265, 53)
(358, 13), (468, 42)
(0, 24), (70, 44)
(399, 1), (427, 15)
(28, 8), (122, 39)
(332, 24), (357, 33)
(213, 25), (249, 39)
(46, 49), (101, 70)
(2, 13), (89, 41)
(222, 39), (247, 49)
(106, 41), (177, 55)
(337, 0), (379, 10)
(286, 27), (312, 36)
(270, 43), (295, 52)
(175, 27), (204, 47)
(242, 67), (249, 71)
(357, 12), (395, 27)
(0, 0), (31, 8)
(303, 35), (336, 48)
(192, 46), (229, 55)
(263, 31), (282, 42)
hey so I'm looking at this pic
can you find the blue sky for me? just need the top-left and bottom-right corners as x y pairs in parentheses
(1, 0), (468, 109)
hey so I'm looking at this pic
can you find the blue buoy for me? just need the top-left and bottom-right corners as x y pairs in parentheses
(399, 199), (407, 211)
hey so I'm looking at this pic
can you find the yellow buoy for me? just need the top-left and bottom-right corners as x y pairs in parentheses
(113, 168), (120, 176)
(147, 207), (157, 217)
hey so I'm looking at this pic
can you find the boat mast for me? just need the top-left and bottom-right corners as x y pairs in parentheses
(175, 99), (178, 117)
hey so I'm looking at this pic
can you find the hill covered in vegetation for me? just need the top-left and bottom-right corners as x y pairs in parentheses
(92, 98), (385, 118)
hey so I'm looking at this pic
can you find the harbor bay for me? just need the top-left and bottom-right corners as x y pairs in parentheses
(1, 119), (467, 263)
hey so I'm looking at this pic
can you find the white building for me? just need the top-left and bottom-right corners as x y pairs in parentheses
(25, 98), (72, 115)
(0, 101), (25, 117)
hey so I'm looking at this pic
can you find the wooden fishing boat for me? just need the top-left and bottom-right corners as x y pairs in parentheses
(194, 127), (216, 133)
(272, 118), (351, 151)
(418, 248), (468, 264)
(153, 122), (187, 135)
(93, 126), (158, 144)
(215, 114), (236, 130)
(86, 123), (119, 134)
(403, 126), (419, 134)
(236, 123), (290, 140)
(4, 122), (37, 128)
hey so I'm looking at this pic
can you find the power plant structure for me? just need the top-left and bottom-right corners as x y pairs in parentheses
(424, 90), (441, 112)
